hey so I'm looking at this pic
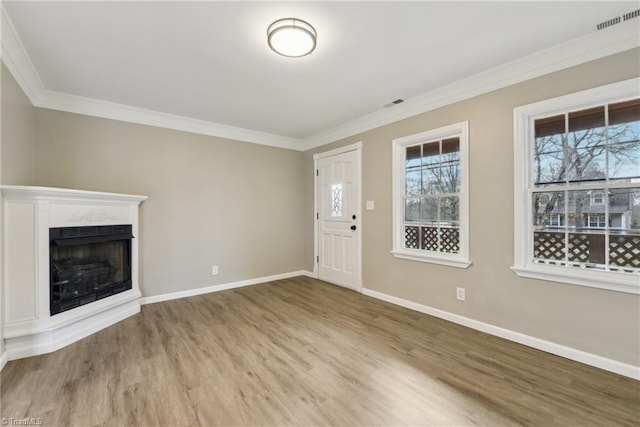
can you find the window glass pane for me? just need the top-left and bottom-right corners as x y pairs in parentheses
(421, 142), (440, 194)
(609, 189), (640, 270)
(609, 141), (640, 180)
(609, 188), (640, 232)
(609, 232), (640, 270)
(609, 100), (640, 181)
(567, 190), (593, 230)
(422, 164), (440, 194)
(567, 107), (606, 183)
(568, 232), (605, 266)
(567, 148), (606, 182)
(609, 99), (640, 143)
(533, 231), (566, 262)
(406, 170), (422, 196)
(404, 226), (420, 249)
(439, 138), (461, 193)
(532, 191), (564, 229)
(404, 198), (420, 222)
(419, 197), (438, 224)
(440, 196), (459, 226)
(421, 226), (439, 251)
(405, 145), (422, 196)
(534, 115), (565, 185)
(406, 145), (422, 163)
(440, 227), (459, 254)
(422, 141), (440, 164)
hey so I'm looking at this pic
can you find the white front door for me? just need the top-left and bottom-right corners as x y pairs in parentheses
(315, 146), (361, 290)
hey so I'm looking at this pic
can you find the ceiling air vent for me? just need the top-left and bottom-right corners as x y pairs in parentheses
(382, 98), (405, 108)
(597, 9), (639, 30)
(597, 16), (621, 31)
(623, 9), (640, 21)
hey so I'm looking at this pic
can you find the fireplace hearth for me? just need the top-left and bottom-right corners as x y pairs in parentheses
(50, 225), (133, 315)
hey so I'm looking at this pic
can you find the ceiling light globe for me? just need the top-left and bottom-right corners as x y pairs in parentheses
(267, 18), (317, 58)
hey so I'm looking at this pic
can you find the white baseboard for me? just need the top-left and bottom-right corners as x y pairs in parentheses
(302, 270), (317, 278)
(0, 350), (8, 371)
(140, 270), (313, 305)
(362, 288), (640, 380)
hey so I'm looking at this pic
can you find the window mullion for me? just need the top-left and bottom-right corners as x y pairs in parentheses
(564, 189), (569, 266)
(604, 189), (610, 271)
(603, 103), (610, 271)
(563, 113), (569, 186)
(436, 139), (442, 252)
(419, 143), (424, 250)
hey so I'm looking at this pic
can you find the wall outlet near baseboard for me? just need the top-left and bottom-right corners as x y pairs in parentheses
(211, 265), (219, 275)
(456, 287), (466, 301)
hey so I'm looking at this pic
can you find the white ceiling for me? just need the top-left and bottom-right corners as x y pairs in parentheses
(2, 1), (639, 147)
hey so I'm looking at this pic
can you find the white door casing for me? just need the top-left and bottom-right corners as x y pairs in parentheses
(314, 142), (362, 291)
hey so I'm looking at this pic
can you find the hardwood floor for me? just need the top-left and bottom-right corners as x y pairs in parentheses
(2, 276), (639, 426)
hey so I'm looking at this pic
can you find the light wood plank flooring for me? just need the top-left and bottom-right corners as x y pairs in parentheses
(2, 276), (639, 426)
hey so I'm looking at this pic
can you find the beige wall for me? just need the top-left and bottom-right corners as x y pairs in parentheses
(1, 64), (36, 185)
(34, 110), (305, 297)
(1, 47), (639, 368)
(1, 63), (39, 357)
(303, 48), (640, 366)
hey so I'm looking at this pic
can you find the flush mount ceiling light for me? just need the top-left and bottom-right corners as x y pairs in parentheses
(267, 18), (317, 58)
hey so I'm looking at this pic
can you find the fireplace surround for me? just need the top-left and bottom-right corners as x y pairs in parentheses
(1, 186), (147, 360)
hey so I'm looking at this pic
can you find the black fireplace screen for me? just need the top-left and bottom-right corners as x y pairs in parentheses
(50, 225), (133, 315)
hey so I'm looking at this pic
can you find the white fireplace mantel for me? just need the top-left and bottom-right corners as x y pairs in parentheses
(2, 186), (147, 360)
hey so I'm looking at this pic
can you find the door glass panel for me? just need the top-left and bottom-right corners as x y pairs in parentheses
(330, 183), (343, 217)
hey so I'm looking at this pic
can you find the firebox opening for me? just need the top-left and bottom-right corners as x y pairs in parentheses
(50, 225), (133, 315)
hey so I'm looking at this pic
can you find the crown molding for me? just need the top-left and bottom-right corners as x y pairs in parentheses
(1, 4), (46, 104)
(299, 18), (640, 151)
(38, 90), (300, 150)
(2, 3), (639, 153)
(0, 4), (299, 150)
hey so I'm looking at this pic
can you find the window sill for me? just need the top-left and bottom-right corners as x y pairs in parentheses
(511, 264), (640, 295)
(391, 250), (472, 269)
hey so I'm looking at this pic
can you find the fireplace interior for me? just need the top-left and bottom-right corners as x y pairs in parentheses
(50, 225), (133, 315)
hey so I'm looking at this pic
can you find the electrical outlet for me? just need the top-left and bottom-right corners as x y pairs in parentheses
(211, 265), (219, 275)
(456, 287), (466, 301)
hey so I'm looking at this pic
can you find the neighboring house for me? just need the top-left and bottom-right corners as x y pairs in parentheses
(535, 188), (639, 230)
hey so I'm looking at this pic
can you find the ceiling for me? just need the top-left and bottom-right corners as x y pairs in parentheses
(2, 1), (638, 148)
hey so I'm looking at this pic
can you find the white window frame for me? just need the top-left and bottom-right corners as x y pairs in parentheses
(549, 214), (564, 227)
(512, 77), (640, 295)
(591, 191), (604, 206)
(391, 121), (471, 268)
(587, 214), (606, 229)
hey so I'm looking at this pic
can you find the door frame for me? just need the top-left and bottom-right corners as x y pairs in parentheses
(313, 141), (363, 291)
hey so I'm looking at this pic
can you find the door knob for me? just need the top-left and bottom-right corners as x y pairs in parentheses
(350, 225), (357, 231)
